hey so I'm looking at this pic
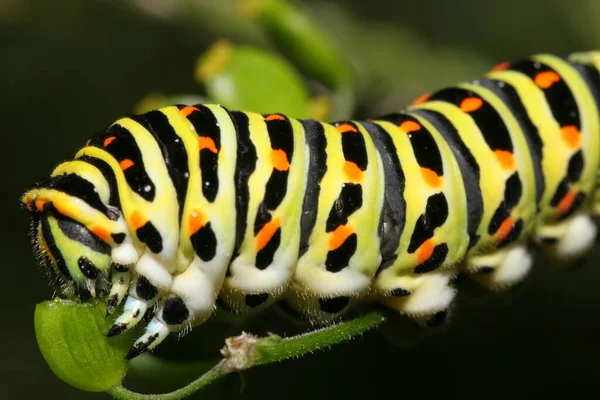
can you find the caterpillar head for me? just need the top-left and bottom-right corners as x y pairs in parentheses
(22, 176), (115, 299)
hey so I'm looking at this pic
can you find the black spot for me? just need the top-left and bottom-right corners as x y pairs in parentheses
(162, 295), (190, 326)
(190, 222), (217, 261)
(488, 202), (510, 235)
(407, 193), (448, 253)
(427, 311), (447, 327)
(504, 173), (522, 209)
(245, 293), (269, 307)
(539, 236), (558, 244)
(256, 228), (281, 270)
(325, 233), (357, 272)
(77, 256), (98, 279)
(391, 288), (411, 297)
(264, 113), (294, 160)
(319, 296), (350, 314)
(550, 177), (570, 207)
(253, 202), (272, 235)
(136, 221), (163, 253)
(136, 275), (158, 300)
(263, 170), (288, 210)
(326, 183), (363, 232)
(111, 232), (126, 244)
(567, 150), (584, 182)
(339, 122), (368, 170)
(414, 243), (449, 274)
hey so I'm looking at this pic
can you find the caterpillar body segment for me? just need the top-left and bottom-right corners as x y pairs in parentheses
(22, 52), (600, 359)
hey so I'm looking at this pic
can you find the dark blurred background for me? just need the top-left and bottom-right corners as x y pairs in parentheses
(2, 0), (600, 398)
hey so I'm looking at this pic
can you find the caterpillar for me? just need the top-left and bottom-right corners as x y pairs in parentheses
(22, 51), (600, 360)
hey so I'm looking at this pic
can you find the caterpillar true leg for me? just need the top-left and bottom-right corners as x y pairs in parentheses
(107, 274), (160, 336)
(106, 267), (131, 315)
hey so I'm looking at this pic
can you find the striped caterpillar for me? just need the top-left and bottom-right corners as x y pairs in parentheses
(22, 51), (600, 360)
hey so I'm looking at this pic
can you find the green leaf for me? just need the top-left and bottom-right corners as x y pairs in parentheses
(34, 299), (136, 392)
(195, 40), (310, 118)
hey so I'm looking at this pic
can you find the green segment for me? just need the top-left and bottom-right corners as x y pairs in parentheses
(34, 299), (135, 392)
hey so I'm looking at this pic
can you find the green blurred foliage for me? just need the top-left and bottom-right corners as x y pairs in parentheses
(3, 0), (600, 399)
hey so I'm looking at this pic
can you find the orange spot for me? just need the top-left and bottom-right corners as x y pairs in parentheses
(491, 61), (510, 72)
(103, 136), (116, 147)
(256, 218), (281, 251)
(417, 239), (434, 264)
(35, 199), (48, 211)
(188, 209), (207, 235)
(337, 123), (358, 133)
(561, 125), (580, 148)
(344, 161), (363, 182)
(129, 211), (145, 230)
(534, 71), (560, 89)
(90, 226), (111, 242)
(180, 106), (199, 117)
(265, 114), (285, 121)
(412, 93), (431, 105)
(421, 168), (443, 188)
(271, 149), (290, 171)
(119, 159), (134, 171)
(329, 225), (353, 250)
(198, 136), (218, 153)
(399, 120), (421, 133)
(495, 216), (514, 243)
(460, 97), (483, 112)
(557, 190), (577, 214)
(494, 150), (515, 170)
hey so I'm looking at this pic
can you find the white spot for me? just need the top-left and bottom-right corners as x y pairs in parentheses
(144, 185), (152, 192)
(189, 124), (195, 131)
(191, 211), (198, 218)
(204, 181), (210, 187)
(174, 138), (180, 143)
(184, 172), (189, 178)
(534, 62), (541, 69)
(497, 81), (506, 88)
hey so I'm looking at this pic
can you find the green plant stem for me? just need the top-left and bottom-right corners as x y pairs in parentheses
(106, 311), (386, 400)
